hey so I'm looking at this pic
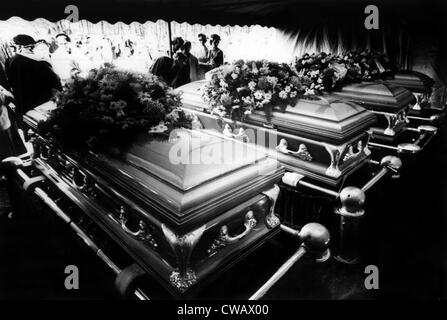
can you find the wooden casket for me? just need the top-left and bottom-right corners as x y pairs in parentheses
(23, 103), (285, 296)
(177, 80), (376, 187)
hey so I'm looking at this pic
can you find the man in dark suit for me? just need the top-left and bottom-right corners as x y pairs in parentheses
(5, 34), (61, 126)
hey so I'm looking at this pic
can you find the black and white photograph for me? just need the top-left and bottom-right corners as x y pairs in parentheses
(0, 0), (446, 306)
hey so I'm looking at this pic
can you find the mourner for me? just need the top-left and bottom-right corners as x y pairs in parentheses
(209, 34), (224, 68)
(5, 34), (62, 126)
(199, 33), (224, 71)
(149, 36), (185, 82)
(166, 51), (190, 88)
(196, 33), (209, 63)
(181, 41), (200, 82)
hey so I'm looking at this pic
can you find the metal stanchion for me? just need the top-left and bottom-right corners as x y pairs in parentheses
(282, 155), (402, 264)
(249, 222), (330, 300)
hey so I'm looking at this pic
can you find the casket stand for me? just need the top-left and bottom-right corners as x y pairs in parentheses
(2, 102), (332, 299)
(385, 70), (445, 126)
(332, 81), (438, 156)
(177, 80), (403, 264)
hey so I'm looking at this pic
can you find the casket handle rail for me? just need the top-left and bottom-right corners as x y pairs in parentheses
(222, 124), (250, 143)
(109, 206), (158, 250)
(220, 210), (257, 243)
(275, 139), (313, 162)
(208, 211), (257, 256)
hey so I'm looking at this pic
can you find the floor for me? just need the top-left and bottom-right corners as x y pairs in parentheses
(0, 129), (445, 300)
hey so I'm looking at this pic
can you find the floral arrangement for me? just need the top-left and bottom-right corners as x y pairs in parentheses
(293, 50), (392, 94)
(336, 50), (390, 81)
(202, 60), (304, 120)
(294, 52), (348, 94)
(38, 65), (192, 150)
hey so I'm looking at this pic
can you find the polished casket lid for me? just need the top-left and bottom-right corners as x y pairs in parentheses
(385, 70), (435, 93)
(92, 130), (282, 226)
(333, 81), (416, 113)
(90, 130), (282, 222)
(178, 80), (376, 144)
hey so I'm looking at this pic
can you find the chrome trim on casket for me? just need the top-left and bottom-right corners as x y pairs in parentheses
(177, 81), (375, 187)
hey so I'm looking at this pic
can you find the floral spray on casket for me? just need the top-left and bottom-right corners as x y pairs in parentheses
(38, 65), (192, 152)
(202, 60), (305, 122)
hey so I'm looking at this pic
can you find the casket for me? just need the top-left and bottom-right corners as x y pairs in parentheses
(385, 70), (434, 95)
(177, 80), (376, 186)
(23, 104), (284, 296)
(332, 81), (415, 143)
(385, 70), (443, 122)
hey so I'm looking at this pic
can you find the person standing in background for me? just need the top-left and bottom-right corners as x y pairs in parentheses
(199, 34), (224, 73)
(196, 34), (209, 79)
(51, 33), (81, 83)
(196, 34), (209, 63)
(208, 34), (224, 69)
(181, 41), (199, 82)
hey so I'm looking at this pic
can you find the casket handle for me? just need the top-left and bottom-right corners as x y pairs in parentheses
(110, 207), (158, 249)
(222, 124), (250, 143)
(220, 211), (257, 244)
(276, 139), (312, 162)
